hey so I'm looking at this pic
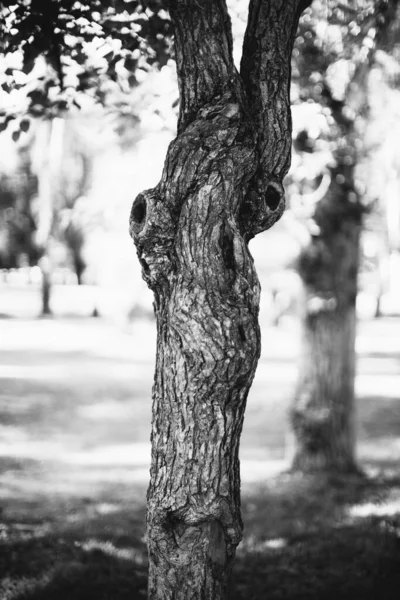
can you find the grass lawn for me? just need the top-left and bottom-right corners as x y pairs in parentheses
(1, 294), (400, 599)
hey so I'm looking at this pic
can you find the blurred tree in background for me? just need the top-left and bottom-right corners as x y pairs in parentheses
(0, 143), (39, 269)
(287, 0), (400, 474)
(0, 116), (95, 313)
(31, 116), (95, 313)
(363, 6), (400, 312)
(0, 0), (173, 314)
(56, 123), (93, 285)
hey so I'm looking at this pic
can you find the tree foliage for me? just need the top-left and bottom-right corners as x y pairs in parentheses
(289, 0), (399, 232)
(0, 0), (172, 129)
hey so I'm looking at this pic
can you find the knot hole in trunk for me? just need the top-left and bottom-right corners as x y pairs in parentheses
(264, 183), (282, 211)
(130, 194), (147, 235)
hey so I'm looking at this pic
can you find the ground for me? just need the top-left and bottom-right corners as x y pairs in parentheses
(0, 284), (400, 599)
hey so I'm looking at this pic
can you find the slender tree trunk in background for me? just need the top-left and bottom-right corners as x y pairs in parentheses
(35, 118), (64, 316)
(42, 275), (51, 314)
(291, 162), (363, 473)
(129, 1), (309, 596)
(40, 258), (52, 316)
(73, 253), (84, 285)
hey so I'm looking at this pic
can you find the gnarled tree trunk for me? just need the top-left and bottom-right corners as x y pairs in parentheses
(291, 161), (362, 473)
(129, 0), (309, 597)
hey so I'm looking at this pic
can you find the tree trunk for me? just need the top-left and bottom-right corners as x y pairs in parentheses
(144, 193), (261, 598)
(34, 117), (64, 317)
(291, 163), (363, 473)
(288, 0), (400, 476)
(73, 253), (84, 285)
(41, 261), (52, 316)
(291, 296), (358, 473)
(129, 1), (309, 596)
(134, 94), (261, 600)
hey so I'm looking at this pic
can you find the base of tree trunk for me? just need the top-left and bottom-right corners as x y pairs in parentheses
(289, 454), (363, 475)
(40, 261), (52, 316)
(41, 281), (52, 316)
(290, 305), (360, 475)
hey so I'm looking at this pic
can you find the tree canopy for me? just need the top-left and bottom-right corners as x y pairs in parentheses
(1, 1), (397, 131)
(0, 0), (172, 129)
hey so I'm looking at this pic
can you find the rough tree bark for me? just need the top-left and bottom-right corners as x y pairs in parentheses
(129, 0), (309, 597)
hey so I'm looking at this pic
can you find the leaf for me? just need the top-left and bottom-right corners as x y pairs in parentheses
(27, 89), (47, 105)
(20, 118), (30, 132)
(22, 56), (36, 75)
(103, 50), (115, 62)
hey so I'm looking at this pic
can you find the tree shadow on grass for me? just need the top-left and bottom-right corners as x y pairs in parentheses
(358, 396), (400, 441)
(232, 520), (400, 600)
(232, 471), (400, 599)
(1, 503), (148, 600)
(2, 538), (148, 600)
(2, 470), (400, 600)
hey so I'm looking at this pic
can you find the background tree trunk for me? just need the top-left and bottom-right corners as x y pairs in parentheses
(130, 1), (309, 596)
(291, 162), (362, 473)
(289, 0), (400, 476)
(73, 250), (85, 285)
(34, 117), (64, 317)
(40, 257), (52, 316)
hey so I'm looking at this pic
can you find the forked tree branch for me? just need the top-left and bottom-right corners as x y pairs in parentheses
(237, 0), (312, 239)
(241, 0), (310, 181)
(166, 0), (240, 132)
(129, 3), (312, 596)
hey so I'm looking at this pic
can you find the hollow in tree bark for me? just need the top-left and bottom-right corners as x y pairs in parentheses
(129, 0), (310, 597)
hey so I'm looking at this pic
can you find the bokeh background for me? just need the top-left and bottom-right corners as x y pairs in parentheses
(1, 1), (400, 598)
